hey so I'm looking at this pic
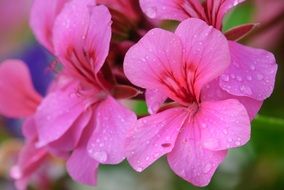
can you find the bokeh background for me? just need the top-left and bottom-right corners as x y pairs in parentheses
(0, 0), (283, 189)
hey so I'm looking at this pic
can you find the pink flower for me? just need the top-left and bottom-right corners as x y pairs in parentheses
(30, 0), (69, 53)
(33, 0), (136, 185)
(124, 19), (251, 186)
(139, 0), (278, 119)
(0, 60), (48, 190)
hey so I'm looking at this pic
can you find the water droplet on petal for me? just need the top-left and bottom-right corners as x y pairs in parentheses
(221, 74), (230, 82)
(145, 6), (157, 19)
(203, 163), (212, 173)
(240, 85), (252, 95)
(10, 166), (22, 179)
(136, 167), (143, 172)
(250, 65), (256, 71)
(91, 151), (107, 163)
(256, 74), (264, 80)
(236, 76), (243, 81)
(246, 76), (252, 81)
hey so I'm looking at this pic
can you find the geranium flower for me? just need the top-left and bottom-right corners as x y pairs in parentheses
(124, 18), (251, 186)
(139, 0), (278, 119)
(0, 59), (48, 190)
(33, 0), (137, 185)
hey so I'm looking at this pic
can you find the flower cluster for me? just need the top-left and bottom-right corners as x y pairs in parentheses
(0, 0), (277, 189)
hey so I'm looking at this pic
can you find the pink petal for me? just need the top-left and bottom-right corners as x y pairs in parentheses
(48, 109), (92, 152)
(30, 0), (68, 52)
(214, 0), (246, 29)
(67, 125), (99, 186)
(202, 79), (262, 120)
(0, 60), (41, 118)
(167, 123), (227, 187)
(124, 28), (183, 89)
(87, 96), (136, 164)
(22, 117), (37, 141)
(139, 0), (206, 21)
(126, 108), (188, 172)
(196, 99), (250, 151)
(219, 41), (278, 100)
(145, 89), (168, 114)
(53, 1), (112, 74)
(35, 86), (86, 147)
(175, 18), (230, 99)
(11, 140), (48, 190)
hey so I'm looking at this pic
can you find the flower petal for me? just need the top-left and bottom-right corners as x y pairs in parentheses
(0, 60), (41, 118)
(145, 89), (168, 114)
(202, 79), (262, 120)
(49, 109), (92, 152)
(213, 0), (246, 29)
(139, 0), (206, 21)
(35, 85), (86, 147)
(167, 123), (227, 187)
(126, 108), (188, 172)
(53, 1), (112, 74)
(175, 18), (230, 99)
(11, 140), (48, 190)
(30, 0), (68, 52)
(87, 96), (136, 164)
(219, 41), (278, 100)
(124, 28), (183, 89)
(67, 125), (99, 186)
(197, 99), (250, 151)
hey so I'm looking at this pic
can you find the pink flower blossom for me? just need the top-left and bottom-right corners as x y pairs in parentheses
(139, 0), (278, 119)
(124, 18), (251, 186)
(0, 60), (48, 190)
(30, 0), (69, 53)
(33, 0), (136, 185)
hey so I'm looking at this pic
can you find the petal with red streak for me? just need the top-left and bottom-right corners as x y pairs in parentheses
(53, 1), (112, 74)
(126, 108), (188, 172)
(175, 18), (230, 99)
(139, 0), (206, 21)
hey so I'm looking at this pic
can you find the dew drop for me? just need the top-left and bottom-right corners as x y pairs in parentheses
(136, 167), (143, 172)
(223, 129), (228, 134)
(10, 166), (22, 179)
(221, 74), (230, 82)
(246, 76), (252, 81)
(91, 151), (107, 163)
(240, 85), (252, 95)
(235, 141), (241, 146)
(203, 163), (212, 173)
(236, 76), (243, 81)
(145, 6), (157, 19)
(256, 74), (264, 80)
(250, 65), (256, 71)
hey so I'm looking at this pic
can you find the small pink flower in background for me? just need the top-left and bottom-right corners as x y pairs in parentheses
(139, 0), (278, 117)
(0, 60), (49, 190)
(31, 0), (136, 185)
(124, 18), (251, 186)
